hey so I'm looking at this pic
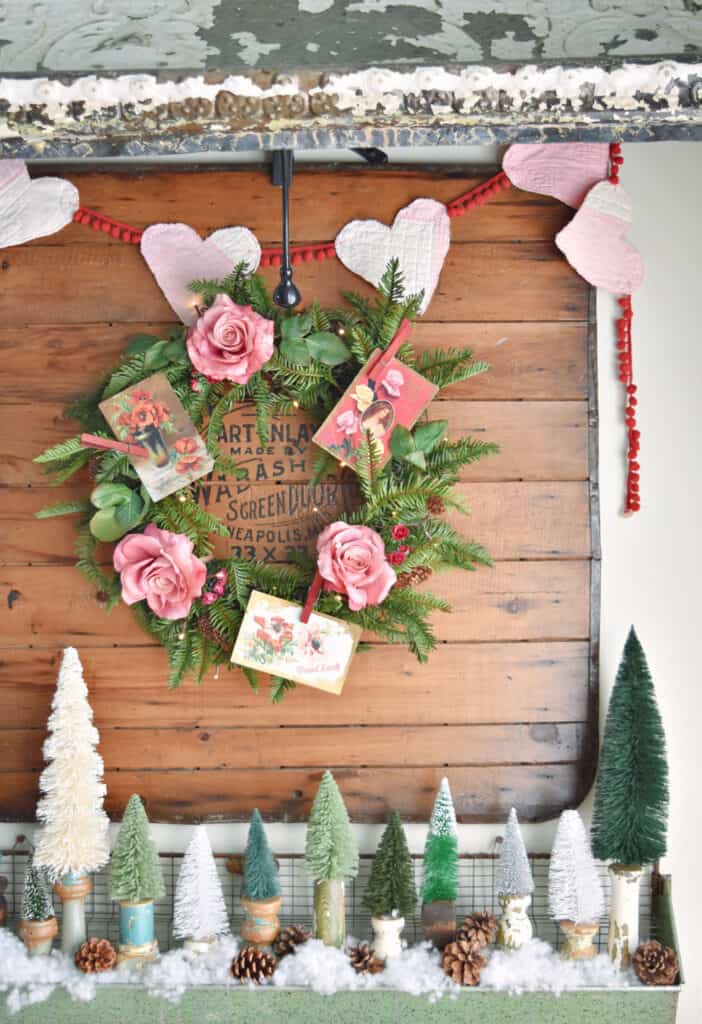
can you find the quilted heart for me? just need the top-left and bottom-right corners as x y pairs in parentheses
(555, 181), (644, 294)
(503, 143), (609, 209)
(335, 198), (450, 313)
(140, 223), (261, 324)
(0, 160), (78, 248)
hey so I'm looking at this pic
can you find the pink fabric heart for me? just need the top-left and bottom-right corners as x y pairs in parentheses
(141, 223), (261, 324)
(503, 143), (610, 208)
(555, 181), (644, 294)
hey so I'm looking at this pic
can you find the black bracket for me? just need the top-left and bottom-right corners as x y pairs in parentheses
(351, 147), (389, 165)
(271, 150), (301, 310)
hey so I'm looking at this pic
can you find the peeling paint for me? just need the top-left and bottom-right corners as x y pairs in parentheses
(230, 32), (282, 65)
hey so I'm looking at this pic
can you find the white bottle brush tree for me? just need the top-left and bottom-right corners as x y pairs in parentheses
(32, 647), (110, 879)
(495, 807), (534, 949)
(549, 810), (603, 959)
(173, 826), (230, 948)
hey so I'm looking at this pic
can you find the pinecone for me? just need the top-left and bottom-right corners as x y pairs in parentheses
(273, 924), (311, 958)
(394, 565), (433, 590)
(457, 910), (498, 949)
(348, 942), (385, 974)
(74, 938), (117, 973)
(442, 939), (487, 986)
(426, 496), (446, 516)
(632, 941), (679, 986)
(231, 946), (277, 983)
(197, 614), (230, 651)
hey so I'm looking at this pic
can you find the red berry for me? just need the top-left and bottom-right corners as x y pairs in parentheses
(630, 461), (640, 471)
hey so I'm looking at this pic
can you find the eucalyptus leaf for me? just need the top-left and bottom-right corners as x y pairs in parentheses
(414, 419), (448, 453)
(281, 316), (310, 343)
(89, 483), (145, 542)
(389, 425), (415, 459)
(280, 334), (311, 365)
(125, 334), (160, 357)
(404, 450), (427, 470)
(306, 331), (350, 366)
(143, 340), (171, 372)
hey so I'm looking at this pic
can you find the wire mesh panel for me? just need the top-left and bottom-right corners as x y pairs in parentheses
(1, 846), (653, 954)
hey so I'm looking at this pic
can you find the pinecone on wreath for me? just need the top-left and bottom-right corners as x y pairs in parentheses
(231, 946), (277, 983)
(273, 924), (311, 958)
(426, 496), (446, 516)
(74, 938), (117, 973)
(394, 565), (433, 590)
(348, 942), (385, 974)
(442, 939), (487, 986)
(632, 941), (679, 986)
(197, 614), (231, 651)
(457, 910), (498, 949)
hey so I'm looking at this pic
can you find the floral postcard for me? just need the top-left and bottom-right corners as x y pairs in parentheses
(312, 351), (438, 471)
(99, 372), (214, 502)
(231, 590), (362, 695)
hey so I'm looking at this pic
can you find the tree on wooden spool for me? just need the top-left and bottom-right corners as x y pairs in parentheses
(173, 825), (230, 954)
(548, 810), (603, 960)
(110, 794), (165, 964)
(591, 627), (669, 969)
(421, 777), (458, 949)
(32, 647), (109, 957)
(18, 864), (57, 957)
(496, 807), (534, 950)
(241, 809), (281, 945)
(304, 771), (359, 947)
(363, 811), (417, 959)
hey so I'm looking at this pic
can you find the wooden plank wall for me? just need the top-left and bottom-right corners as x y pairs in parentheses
(0, 166), (598, 825)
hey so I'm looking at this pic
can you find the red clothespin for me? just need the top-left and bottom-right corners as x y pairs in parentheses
(300, 569), (324, 624)
(80, 433), (149, 459)
(366, 318), (412, 382)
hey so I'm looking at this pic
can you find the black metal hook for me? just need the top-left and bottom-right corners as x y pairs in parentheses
(271, 150), (301, 310)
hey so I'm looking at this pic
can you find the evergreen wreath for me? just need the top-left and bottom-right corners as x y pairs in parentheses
(35, 260), (497, 701)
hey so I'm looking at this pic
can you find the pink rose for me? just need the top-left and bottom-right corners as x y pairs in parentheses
(113, 524), (207, 620)
(186, 294), (274, 384)
(336, 409), (359, 436)
(316, 521), (396, 611)
(379, 367), (404, 398)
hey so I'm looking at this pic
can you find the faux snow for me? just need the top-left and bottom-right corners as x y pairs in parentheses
(0, 929), (646, 1015)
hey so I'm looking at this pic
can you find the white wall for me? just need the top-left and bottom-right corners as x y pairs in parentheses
(2, 140), (700, 1020)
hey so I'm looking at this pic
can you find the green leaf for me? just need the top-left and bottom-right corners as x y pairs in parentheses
(89, 483), (145, 542)
(404, 450), (427, 470)
(389, 425), (415, 459)
(36, 500), (91, 519)
(270, 677), (297, 703)
(143, 340), (171, 372)
(281, 315), (311, 342)
(280, 333), (311, 365)
(306, 331), (350, 366)
(414, 419), (448, 453)
(125, 333), (160, 357)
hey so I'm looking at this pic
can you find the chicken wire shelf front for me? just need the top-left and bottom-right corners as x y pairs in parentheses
(1, 847), (654, 954)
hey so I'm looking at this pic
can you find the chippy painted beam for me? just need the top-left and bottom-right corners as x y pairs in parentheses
(0, 61), (701, 157)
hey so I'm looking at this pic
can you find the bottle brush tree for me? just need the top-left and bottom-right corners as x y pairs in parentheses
(422, 777), (458, 904)
(363, 811), (417, 920)
(21, 865), (55, 922)
(173, 826), (230, 942)
(110, 794), (165, 903)
(33, 647), (110, 879)
(549, 810), (603, 924)
(592, 626), (669, 865)
(305, 771), (359, 882)
(243, 809), (280, 901)
(496, 807), (534, 897)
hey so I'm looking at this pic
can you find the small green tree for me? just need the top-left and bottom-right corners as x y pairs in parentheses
(422, 777), (458, 903)
(592, 627), (669, 865)
(305, 771), (359, 881)
(110, 794), (165, 902)
(363, 811), (417, 919)
(21, 864), (54, 922)
(243, 809), (280, 900)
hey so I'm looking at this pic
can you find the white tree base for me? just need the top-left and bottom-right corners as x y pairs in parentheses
(371, 916), (405, 960)
(608, 865), (643, 970)
(497, 893), (533, 950)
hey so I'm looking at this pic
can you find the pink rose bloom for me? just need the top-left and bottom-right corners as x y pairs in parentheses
(316, 521), (396, 611)
(186, 294), (274, 383)
(379, 367), (404, 398)
(336, 409), (359, 436)
(113, 524), (207, 620)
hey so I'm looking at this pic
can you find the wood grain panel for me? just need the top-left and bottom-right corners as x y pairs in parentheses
(31, 169), (570, 245)
(0, 722), (585, 772)
(1, 401), (587, 485)
(0, 642), (592, 728)
(0, 764), (586, 823)
(0, 242), (588, 326)
(1, 481), (591, 565)
(0, 561), (589, 646)
(0, 321), (588, 402)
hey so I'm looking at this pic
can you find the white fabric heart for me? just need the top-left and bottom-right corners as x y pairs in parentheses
(141, 223), (262, 324)
(335, 198), (450, 313)
(0, 160), (78, 248)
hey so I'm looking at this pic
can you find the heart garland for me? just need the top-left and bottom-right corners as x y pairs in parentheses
(140, 223), (262, 324)
(503, 143), (610, 209)
(0, 160), (79, 248)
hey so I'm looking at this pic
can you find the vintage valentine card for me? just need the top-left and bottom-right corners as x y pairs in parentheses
(231, 590), (362, 695)
(99, 372), (214, 502)
(313, 350), (438, 471)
